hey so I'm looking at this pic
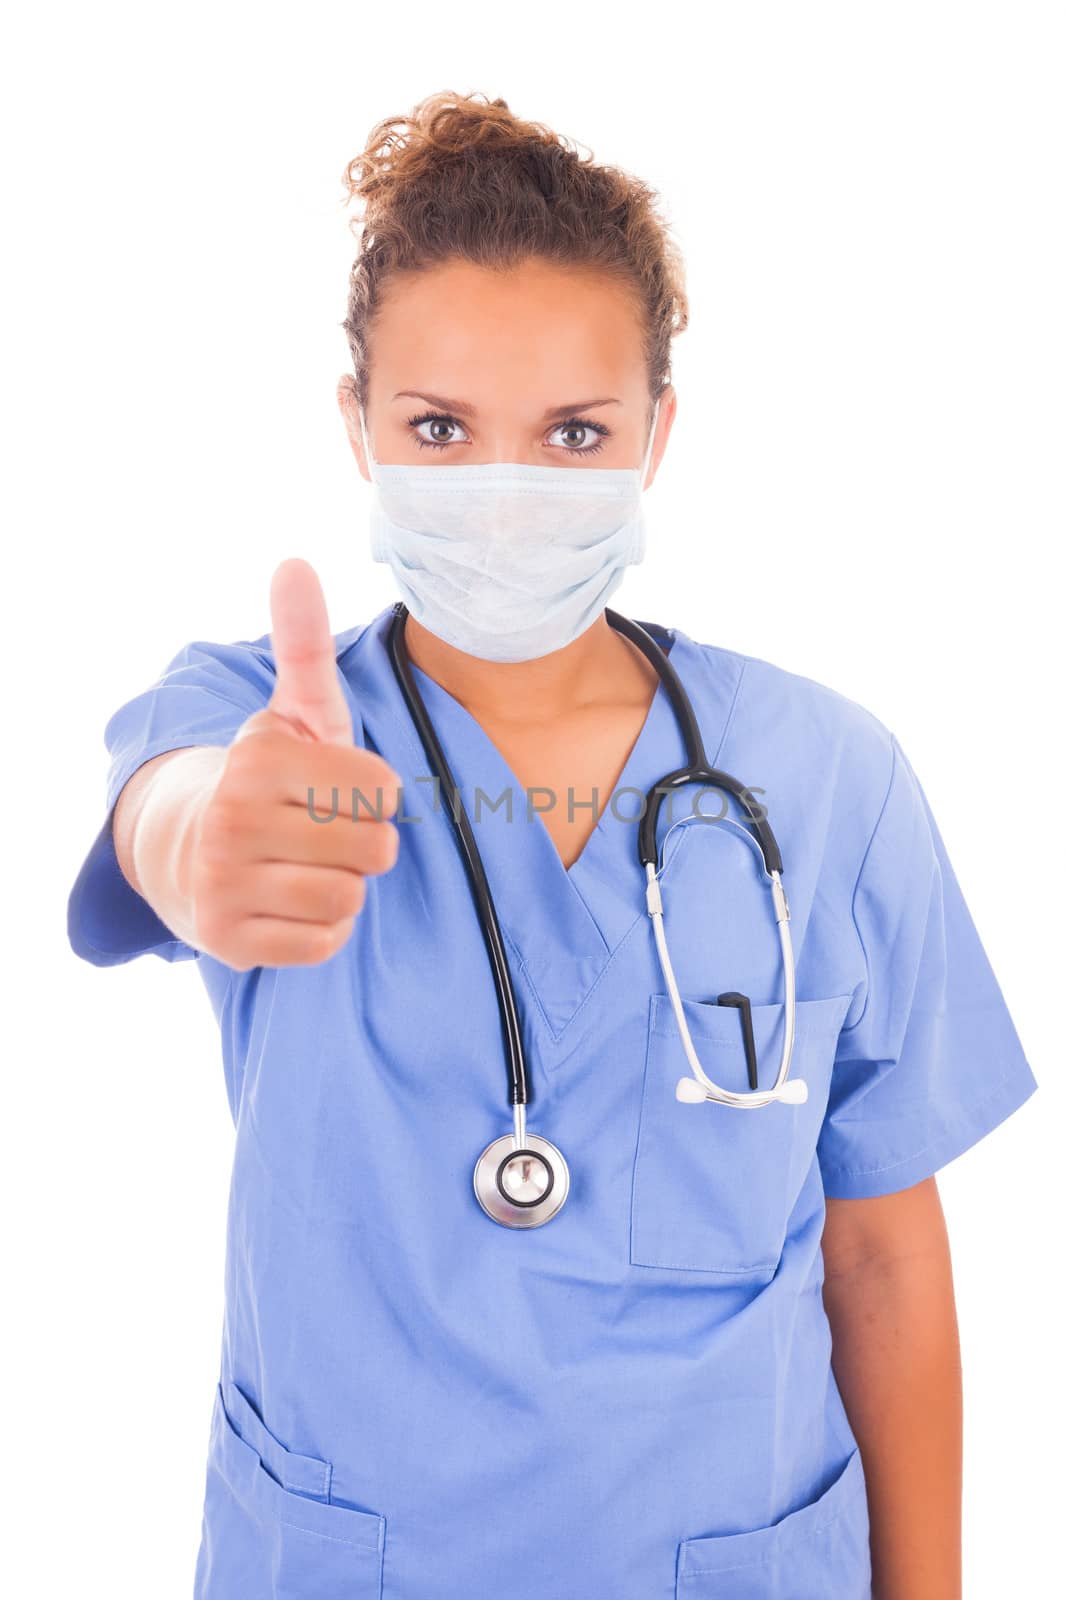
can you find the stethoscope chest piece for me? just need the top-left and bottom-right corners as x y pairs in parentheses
(473, 1134), (570, 1229)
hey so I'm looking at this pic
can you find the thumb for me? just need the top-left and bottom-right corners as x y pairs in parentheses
(267, 558), (354, 745)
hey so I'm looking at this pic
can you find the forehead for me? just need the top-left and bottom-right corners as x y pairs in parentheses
(368, 257), (646, 404)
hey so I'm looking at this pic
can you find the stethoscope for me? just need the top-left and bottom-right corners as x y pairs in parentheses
(385, 601), (804, 1230)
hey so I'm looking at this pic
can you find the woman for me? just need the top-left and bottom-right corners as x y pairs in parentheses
(68, 91), (1036, 1599)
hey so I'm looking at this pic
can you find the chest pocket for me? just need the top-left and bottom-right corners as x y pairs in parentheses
(630, 991), (852, 1281)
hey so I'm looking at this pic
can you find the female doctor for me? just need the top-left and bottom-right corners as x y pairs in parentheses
(68, 91), (1037, 1599)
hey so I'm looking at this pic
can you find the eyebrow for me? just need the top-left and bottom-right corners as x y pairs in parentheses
(392, 390), (622, 422)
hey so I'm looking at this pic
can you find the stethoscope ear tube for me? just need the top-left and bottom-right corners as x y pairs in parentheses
(638, 766), (784, 877)
(608, 609), (801, 1109)
(645, 862), (804, 1108)
(604, 609), (784, 876)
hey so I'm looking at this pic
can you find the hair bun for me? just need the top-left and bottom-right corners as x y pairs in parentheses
(343, 90), (584, 214)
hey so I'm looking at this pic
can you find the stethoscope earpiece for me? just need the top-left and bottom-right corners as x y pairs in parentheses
(675, 1077), (707, 1104)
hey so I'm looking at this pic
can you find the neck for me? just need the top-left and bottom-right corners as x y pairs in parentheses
(399, 608), (656, 725)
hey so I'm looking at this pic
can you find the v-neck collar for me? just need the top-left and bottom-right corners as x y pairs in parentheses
(349, 608), (742, 1041)
(407, 627), (673, 887)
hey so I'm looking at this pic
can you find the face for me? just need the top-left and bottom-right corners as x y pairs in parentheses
(337, 256), (675, 485)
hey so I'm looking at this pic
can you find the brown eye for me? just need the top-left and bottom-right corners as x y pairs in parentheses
(407, 413), (471, 450)
(547, 418), (611, 455)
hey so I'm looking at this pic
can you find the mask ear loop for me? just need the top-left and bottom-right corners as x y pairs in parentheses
(357, 403), (377, 478)
(640, 397), (661, 488)
(626, 397), (661, 565)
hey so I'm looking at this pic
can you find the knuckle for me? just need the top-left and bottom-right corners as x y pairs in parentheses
(224, 949), (257, 974)
(331, 874), (365, 921)
(225, 940), (261, 973)
(372, 770), (402, 818)
(349, 819), (398, 875)
(225, 726), (270, 773)
(227, 727), (293, 784)
(304, 780), (342, 820)
(349, 756), (401, 818)
(227, 928), (273, 971)
(192, 902), (229, 955)
(222, 922), (290, 972)
(318, 879), (348, 924)
(231, 709), (274, 746)
(376, 820), (400, 871)
(307, 918), (354, 964)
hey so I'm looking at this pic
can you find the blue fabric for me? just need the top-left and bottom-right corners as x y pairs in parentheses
(68, 606), (1037, 1597)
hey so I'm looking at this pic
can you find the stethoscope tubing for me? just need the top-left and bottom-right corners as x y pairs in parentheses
(603, 610), (783, 875)
(385, 601), (529, 1108)
(385, 601), (799, 1117)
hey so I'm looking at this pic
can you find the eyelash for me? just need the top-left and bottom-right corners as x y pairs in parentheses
(405, 412), (610, 456)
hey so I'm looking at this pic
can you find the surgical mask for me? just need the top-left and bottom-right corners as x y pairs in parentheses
(358, 399), (660, 662)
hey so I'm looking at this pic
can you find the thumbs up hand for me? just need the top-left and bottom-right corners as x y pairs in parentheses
(188, 559), (402, 970)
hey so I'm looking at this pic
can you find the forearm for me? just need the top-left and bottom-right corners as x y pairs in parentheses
(821, 1187), (962, 1600)
(114, 745), (228, 947)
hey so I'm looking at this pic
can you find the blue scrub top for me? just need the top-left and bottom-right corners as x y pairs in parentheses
(68, 605), (1037, 1599)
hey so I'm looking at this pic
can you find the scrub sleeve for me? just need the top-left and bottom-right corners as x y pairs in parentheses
(67, 638), (277, 968)
(817, 732), (1037, 1199)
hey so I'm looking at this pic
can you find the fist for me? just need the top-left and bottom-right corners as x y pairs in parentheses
(190, 558), (401, 970)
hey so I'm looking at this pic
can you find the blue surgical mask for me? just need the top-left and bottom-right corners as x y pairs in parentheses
(358, 400), (660, 663)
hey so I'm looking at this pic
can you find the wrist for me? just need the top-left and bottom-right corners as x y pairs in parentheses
(133, 746), (228, 945)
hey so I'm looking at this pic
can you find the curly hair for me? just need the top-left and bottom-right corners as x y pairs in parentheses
(338, 90), (688, 423)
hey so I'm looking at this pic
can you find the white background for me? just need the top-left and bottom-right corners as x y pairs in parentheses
(4, 2), (1063, 1593)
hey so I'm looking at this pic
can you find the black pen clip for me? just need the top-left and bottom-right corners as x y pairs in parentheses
(716, 992), (759, 1090)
